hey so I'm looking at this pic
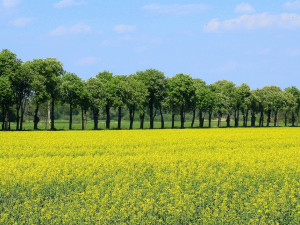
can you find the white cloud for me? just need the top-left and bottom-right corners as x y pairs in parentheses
(49, 22), (91, 36)
(1, 0), (21, 8)
(284, 1), (300, 10)
(77, 56), (99, 66)
(54, 0), (86, 8)
(10, 17), (32, 27)
(205, 13), (300, 32)
(141, 3), (207, 15)
(113, 24), (136, 34)
(235, 3), (255, 13)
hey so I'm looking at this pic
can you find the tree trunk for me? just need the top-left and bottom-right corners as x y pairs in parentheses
(50, 96), (55, 130)
(292, 112), (295, 127)
(149, 103), (154, 129)
(251, 111), (256, 127)
(191, 109), (196, 128)
(284, 111), (288, 127)
(159, 106), (164, 129)
(235, 110), (239, 127)
(297, 112), (299, 126)
(47, 100), (50, 130)
(226, 113), (231, 127)
(244, 110), (249, 127)
(118, 106), (122, 130)
(84, 109), (87, 129)
(274, 111), (278, 127)
(2, 105), (8, 131)
(217, 112), (222, 128)
(199, 111), (205, 128)
(208, 112), (212, 128)
(259, 111), (264, 127)
(34, 103), (39, 130)
(106, 105), (110, 129)
(129, 107), (135, 130)
(140, 113), (144, 129)
(4, 107), (8, 131)
(180, 104), (185, 129)
(16, 105), (20, 131)
(69, 104), (73, 130)
(267, 110), (271, 127)
(81, 108), (87, 130)
(81, 108), (84, 130)
(20, 102), (25, 131)
(172, 113), (175, 129)
(2, 105), (4, 130)
(93, 108), (99, 130)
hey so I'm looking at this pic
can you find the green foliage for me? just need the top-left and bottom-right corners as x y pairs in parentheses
(136, 69), (166, 110)
(167, 73), (195, 111)
(96, 71), (115, 110)
(0, 76), (13, 106)
(285, 86), (300, 113)
(86, 77), (104, 111)
(124, 74), (148, 112)
(0, 49), (22, 78)
(28, 58), (64, 98)
(60, 72), (83, 108)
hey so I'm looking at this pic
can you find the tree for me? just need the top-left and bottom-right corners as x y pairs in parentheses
(167, 74), (195, 129)
(0, 76), (13, 130)
(96, 71), (114, 129)
(111, 75), (127, 129)
(211, 81), (233, 127)
(165, 78), (180, 129)
(260, 86), (282, 127)
(27, 60), (49, 130)
(32, 75), (48, 130)
(252, 89), (265, 127)
(191, 79), (206, 128)
(10, 62), (33, 130)
(233, 83), (251, 127)
(282, 90), (296, 126)
(86, 78), (104, 130)
(248, 91), (259, 127)
(136, 69), (166, 129)
(29, 58), (63, 130)
(60, 72), (83, 130)
(205, 85), (217, 128)
(0, 49), (22, 130)
(124, 75), (148, 129)
(211, 81), (234, 128)
(78, 81), (90, 130)
(285, 86), (300, 126)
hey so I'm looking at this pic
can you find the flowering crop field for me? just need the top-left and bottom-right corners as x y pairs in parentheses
(0, 128), (299, 224)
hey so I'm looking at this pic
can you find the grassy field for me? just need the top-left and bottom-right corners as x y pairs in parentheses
(7, 119), (294, 130)
(0, 128), (299, 224)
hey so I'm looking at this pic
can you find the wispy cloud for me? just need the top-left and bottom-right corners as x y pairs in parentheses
(205, 13), (300, 32)
(113, 24), (136, 34)
(1, 0), (21, 8)
(284, 1), (300, 10)
(10, 17), (32, 27)
(49, 22), (91, 36)
(141, 3), (207, 15)
(54, 0), (86, 8)
(77, 56), (99, 66)
(235, 3), (255, 13)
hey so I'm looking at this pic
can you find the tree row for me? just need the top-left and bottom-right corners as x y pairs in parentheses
(1, 49), (300, 131)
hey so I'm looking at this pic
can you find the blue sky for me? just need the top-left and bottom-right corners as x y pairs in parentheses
(1, 0), (300, 89)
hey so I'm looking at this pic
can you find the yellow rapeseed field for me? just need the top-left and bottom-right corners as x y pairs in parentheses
(0, 128), (299, 224)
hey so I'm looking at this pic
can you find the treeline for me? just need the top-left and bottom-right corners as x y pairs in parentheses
(1, 49), (300, 131)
